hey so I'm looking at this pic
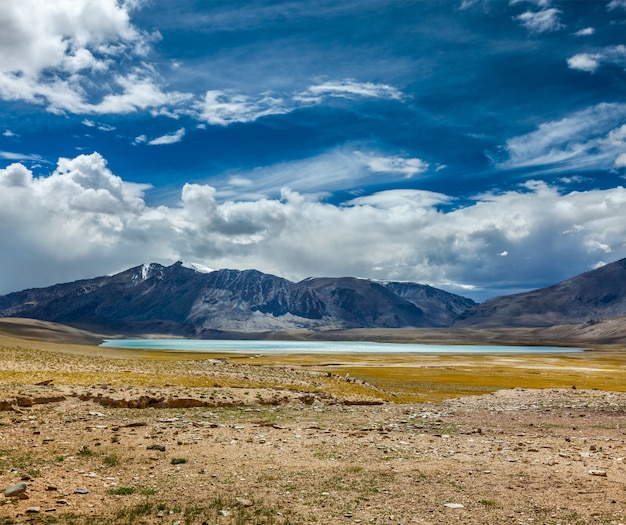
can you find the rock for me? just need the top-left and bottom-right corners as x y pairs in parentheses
(444, 503), (465, 509)
(4, 481), (27, 497)
(26, 507), (40, 513)
(46, 484), (58, 491)
(236, 497), (253, 507)
(74, 487), (89, 494)
(56, 499), (71, 506)
(589, 469), (607, 477)
(218, 509), (230, 516)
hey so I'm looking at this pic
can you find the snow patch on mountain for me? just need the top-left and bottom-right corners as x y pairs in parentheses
(181, 261), (214, 274)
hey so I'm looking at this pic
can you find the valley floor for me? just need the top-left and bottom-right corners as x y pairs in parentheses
(0, 319), (625, 524)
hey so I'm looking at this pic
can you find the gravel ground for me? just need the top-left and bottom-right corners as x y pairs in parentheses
(1, 384), (625, 525)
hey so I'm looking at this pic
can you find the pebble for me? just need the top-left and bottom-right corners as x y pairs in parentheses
(4, 481), (27, 497)
(444, 503), (465, 509)
(589, 469), (607, 477)
(236, 497), (253, 507)
(74, 487), (90, 494)
(26, 507), (41, 513)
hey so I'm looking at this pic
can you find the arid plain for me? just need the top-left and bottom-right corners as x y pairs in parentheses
(1, 318), (625, 524)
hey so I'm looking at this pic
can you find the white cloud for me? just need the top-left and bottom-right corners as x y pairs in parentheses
(568, 46), (626, 73)
(356, 153), (429, 178)
(134, 135), (147, 145)
(0, 0), (189, 116)
(0, 151), (45, 162)
(148, 128), (186, 146)
(510, 0), (552, 6)
(3, 130), (17, 137)
(197, 80), (405, 126)
(2, 153), (626, 300)
(499, 102), (626, 172)
(615, 153), (626, 168)
(515, 8), (563, 33)
(214, 147), (427, 200)
(567, 53), (601, 72)
(197, 90), (289, 126)
(608, 0), (626, 9)
(574, 27), (595, 36)
(295, 80), (404, 104)
(459, 0), (479, 9)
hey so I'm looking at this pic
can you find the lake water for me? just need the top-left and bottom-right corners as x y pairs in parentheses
(99, 339), (584, 354)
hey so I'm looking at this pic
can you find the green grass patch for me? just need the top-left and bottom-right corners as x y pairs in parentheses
(107, 486), (136, 496)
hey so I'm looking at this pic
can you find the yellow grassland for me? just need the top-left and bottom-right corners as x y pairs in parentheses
(1, 319), (625, 403)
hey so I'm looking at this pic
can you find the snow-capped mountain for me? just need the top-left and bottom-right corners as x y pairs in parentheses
(0, 262), (475, 335)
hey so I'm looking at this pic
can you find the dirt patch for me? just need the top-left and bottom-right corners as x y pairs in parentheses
(1, 385), (625, 524)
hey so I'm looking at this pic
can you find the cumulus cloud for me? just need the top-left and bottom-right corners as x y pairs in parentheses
(515, 8), (563, 33)
(498, 103), (626, 172)
(148, 128), (186, 145)
(2, 153), (626, 300)
(567, 53), (601, 72)
(568, 45), (626, 73)
(0, 0), (189, 115)
(197, 80), (405, 126)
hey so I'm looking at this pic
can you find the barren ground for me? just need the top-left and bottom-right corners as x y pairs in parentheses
(0, 319), (625, 524)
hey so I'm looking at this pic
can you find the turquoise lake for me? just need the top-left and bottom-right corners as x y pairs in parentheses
(99, 339), (584, 354)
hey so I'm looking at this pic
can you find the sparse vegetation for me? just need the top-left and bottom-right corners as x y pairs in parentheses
(0, 321), (624, 524)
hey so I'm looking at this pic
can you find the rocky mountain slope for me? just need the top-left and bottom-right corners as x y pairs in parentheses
(0, 262), (475, 334)
(457, 258), (626, 327)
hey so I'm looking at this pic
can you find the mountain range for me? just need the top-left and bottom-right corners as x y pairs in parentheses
(0, 262), (474, 335)
(0, 258), (625, 337)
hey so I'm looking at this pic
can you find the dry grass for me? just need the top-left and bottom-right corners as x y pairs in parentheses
(1, 317), (626, 403)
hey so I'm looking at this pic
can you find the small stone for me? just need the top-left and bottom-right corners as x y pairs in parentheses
(26, 507), (40, 514)
(56, 499), (71, 506)
(74, 487), (90, 494)
(444, 503), (465, 509)
(236, 497), (253, 507)
(589, 469), (607, 477)
(218, 509), (230, 517)
(4, 481), (27, 497)
(46, 484), (58, 491)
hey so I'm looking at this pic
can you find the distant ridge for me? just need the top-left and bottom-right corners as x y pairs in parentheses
(457, 258), (626, 327)
(2, 258), (626, 337)
(0, 262), (475, 335)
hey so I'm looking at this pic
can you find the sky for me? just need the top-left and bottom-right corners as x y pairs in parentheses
(0, 0), (625, 302)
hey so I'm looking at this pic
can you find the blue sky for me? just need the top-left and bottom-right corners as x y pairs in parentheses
(0, 0), (625, 301)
